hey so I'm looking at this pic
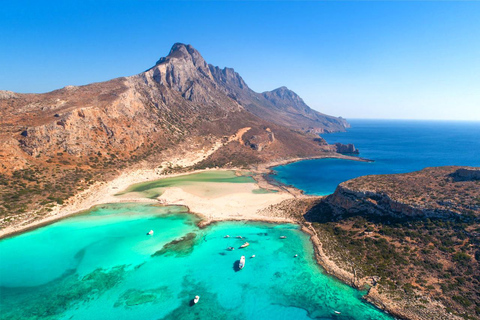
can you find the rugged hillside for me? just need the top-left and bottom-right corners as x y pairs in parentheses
(0, 43), (348, 173)
(209, 65), (349, 134)
(0, 43), (346, 225)
(304, 167), (480, 320)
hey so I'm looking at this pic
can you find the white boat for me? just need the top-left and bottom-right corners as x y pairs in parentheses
(228, 247), (235, 251)
(334, 311), (341, 315)
(251, 255), (255, 258)
(240, 242), (250, 248)
(193, 295), (200, 304)
(294, 254), (298, 257)
(239, 255), (246, 269)
(147, 230), (154, 235)
(224, 235), (230, 238)
(279, 236), (286, 239)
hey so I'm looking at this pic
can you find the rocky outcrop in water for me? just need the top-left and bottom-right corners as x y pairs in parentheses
(333, 143), (359, 154)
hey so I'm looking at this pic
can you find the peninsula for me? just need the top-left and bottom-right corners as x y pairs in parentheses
(0, 43), (351, 234)
(293, 166), (479, 320)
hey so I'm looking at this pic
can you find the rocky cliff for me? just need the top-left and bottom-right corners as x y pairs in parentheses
(324, 166), (480, 220)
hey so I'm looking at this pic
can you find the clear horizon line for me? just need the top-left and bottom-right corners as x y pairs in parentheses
(342, 117), (480, 122)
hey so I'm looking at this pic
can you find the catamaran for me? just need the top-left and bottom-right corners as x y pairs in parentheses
(239, 255), (246, 269)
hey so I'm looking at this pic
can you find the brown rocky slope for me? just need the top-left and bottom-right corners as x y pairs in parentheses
(0, 43), (347, 225)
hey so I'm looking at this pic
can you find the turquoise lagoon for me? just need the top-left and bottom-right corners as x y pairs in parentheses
(119, 171), (256, 199)
(0, 203), (393, 320)
(271, 120), (480, 195)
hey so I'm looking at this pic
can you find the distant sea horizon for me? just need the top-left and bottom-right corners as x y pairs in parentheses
(347, 118), (480, 122)
(271, 119), (480, 195)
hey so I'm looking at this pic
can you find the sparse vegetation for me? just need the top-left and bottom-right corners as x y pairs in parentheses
(300, 167), (480, 319)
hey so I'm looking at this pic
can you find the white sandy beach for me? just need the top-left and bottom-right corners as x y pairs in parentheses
(0, 128), (299, 238)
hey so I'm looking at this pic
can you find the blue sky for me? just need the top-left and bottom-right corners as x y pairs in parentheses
(1, 1), (479, 120)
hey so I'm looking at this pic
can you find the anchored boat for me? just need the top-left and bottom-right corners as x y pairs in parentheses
(239, 255), (246, 270)
(147, 230), (154, 235)
(193, 296), (200, 304)
(240, 242), (250, 248)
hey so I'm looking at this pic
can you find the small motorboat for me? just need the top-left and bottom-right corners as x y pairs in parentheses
(240, 242), (250, 248)
(294, 254), (298, 257)
(239, 255), (246, 270)
(334, 311), (341, 315)
(193, 295), (200, 304)
(251, 255), (256, 258)
(227, 247), (235, 251)
(236, 236), (243, 239)
(147, 230), (154, 235)
(224, 235), (230, 238)
(279, 236), (286, 239)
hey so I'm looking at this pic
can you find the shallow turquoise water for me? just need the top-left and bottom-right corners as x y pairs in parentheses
(0, 203), (392, 320)
(120, 171), (255, 198)
(271, 119), (480, 195)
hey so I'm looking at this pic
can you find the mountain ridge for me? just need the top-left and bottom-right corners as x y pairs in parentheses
(0, 43), (348, 222)
(0, 43), (348, 172)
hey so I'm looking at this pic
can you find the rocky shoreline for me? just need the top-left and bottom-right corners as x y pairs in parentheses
(299, 218), (462, 320)
(299, 167), (480, 320)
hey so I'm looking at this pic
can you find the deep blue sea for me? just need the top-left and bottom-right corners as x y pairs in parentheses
(271, 119), (480, 195)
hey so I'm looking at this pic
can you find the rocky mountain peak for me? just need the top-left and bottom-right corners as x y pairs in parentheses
(144, 43), (214, 98)
(267, 86), (302, 102)
(155, 43), (207, 69)
(208, 65), (249, 90)
(262, 86), (307, 112)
